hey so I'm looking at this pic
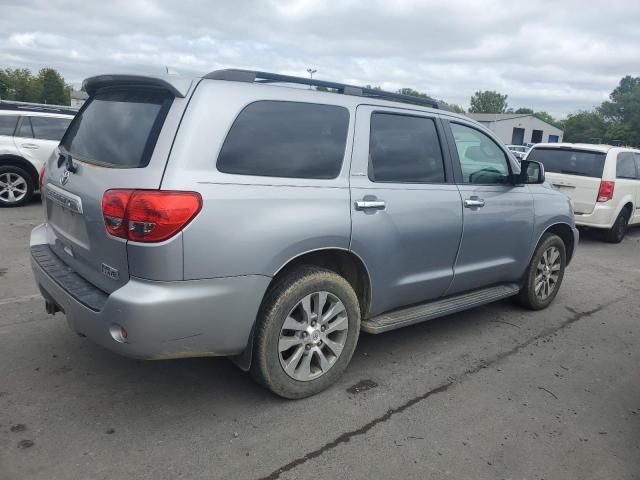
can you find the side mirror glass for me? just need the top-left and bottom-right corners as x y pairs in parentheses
(519, 160), (545, 184)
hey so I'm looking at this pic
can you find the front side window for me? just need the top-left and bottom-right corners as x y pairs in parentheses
(616, 152), (638, 179)
(0, 115), (18, 136)
(368, 113), (445, 183)
(217, 101), (349, 179)
(450, 123), (510, 184)
(30, 116), (72, 142)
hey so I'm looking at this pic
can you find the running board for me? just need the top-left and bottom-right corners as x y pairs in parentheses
(361, 283), (520, 334)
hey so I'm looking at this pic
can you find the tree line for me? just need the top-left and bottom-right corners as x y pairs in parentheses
(0, 68), (72, 106)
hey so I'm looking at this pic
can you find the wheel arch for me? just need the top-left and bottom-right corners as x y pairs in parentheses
(537, 222), (576, 265)
(0, 154), (39, 187)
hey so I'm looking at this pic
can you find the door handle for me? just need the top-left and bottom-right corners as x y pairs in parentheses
(463, 197), (485, 208)
(21, 143), (39, 149)
(355, 200), (386, 210)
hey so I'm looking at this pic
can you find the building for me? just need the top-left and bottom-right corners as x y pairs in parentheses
(467, 113), (563, 145)
(70, 90), (88, 109)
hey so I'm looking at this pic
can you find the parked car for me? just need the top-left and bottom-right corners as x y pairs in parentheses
(0, 101), (76, 207)
(526, 143), (640, 243)
(31, 70), (578, 398)
(506, 144), (528, 160)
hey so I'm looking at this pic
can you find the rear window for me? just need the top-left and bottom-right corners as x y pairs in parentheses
(527, 147), (606, 178)
(61, 89), (173, 168)
(217, 101), (349, 179)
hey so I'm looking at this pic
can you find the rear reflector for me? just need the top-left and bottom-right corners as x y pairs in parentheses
(102, 190), (202, 242)
(597, 180), (615, 203)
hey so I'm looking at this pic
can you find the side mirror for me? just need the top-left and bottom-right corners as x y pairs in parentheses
(519, 160), (545, 184)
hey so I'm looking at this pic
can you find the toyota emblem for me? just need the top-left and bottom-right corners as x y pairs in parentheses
(60, 170), (70, 186)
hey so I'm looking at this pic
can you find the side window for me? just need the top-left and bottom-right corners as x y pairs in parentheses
(217, 101), (349, 179)
(368, 113), (445, 183)
(635, 154), (640, 179)
(30, 116), (72, 141)
(16, 117), (34, 138)
(616, 152), (638, 179)
(0, 115), (19, 136)
(450, 123), (510, 185)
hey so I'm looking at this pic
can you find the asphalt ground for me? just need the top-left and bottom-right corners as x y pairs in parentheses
(1, 198), (639, 480)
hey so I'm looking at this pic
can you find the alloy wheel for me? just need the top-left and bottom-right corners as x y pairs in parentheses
(0, 172), (28, 204)
(278, 291), (349, 382)
(534, 246), (561, 300)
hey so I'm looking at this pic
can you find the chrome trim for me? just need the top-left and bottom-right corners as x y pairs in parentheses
(45, 183), (84, 214)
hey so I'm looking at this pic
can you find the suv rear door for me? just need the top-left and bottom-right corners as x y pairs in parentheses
(41, 78), (193, 293)
(14, 115), (72, 171)
(526, 146), (607, 215)
(349, 105), (463, 316)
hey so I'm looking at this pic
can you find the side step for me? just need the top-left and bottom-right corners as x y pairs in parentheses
(361, 283), (520, 334)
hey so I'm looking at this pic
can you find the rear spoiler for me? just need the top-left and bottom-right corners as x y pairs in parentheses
(83, 74), (194, 98)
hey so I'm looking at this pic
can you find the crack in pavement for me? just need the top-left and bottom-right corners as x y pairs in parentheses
(257, 298), (620, 480)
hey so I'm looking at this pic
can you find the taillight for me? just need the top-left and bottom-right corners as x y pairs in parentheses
(38, 163), (46, 190)
(101, 190), (202, 242)
(597, 180), (615, 203)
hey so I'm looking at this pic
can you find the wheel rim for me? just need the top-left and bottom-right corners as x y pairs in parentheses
(278, 291), (349, 382)
(0, 172), (28, 204)
(534, 246), (561, 301)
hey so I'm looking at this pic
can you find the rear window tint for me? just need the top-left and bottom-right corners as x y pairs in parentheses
(30, 116), (72, 141)
(0, 115), (18, 136)
(616, 152), (638, 179)
(61, 89), (173, 168)
(527, 148), (606, 178)
(217, 101), (349, 179)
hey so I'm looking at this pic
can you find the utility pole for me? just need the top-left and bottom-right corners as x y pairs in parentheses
(306, 68), (317, 89)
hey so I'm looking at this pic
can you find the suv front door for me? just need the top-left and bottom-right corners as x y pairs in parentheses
(349, 106), (463, 316)
(444, 120), (534, 294)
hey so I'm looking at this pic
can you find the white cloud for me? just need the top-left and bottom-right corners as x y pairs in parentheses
(0, 0), (639, 117)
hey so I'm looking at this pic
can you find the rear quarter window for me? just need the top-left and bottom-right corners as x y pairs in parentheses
(0, 115), (18, 136)
(527, 148), (606, 178)
(30, 116), (72, 141)
(217, 101), (350, 179)
(616, 152), (638, 179)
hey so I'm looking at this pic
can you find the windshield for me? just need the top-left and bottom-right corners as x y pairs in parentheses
(527, 147), (606, 178)
(61, 88), (173, 168)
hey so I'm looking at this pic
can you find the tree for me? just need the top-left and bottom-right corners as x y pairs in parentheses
(397, 87), (429, 98)
(534, 111), (560, 127)
(562, 111), (607, 143)
(38, 68), (71, 105)
(468, 90), (508, 113)
(514, 107), (534, 114)
(448, 103), (465, 114)
(599, 75), (640, 146)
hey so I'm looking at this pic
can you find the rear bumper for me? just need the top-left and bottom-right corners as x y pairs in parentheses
(30, 223), (270, 360)
(574, 204), (616, 229)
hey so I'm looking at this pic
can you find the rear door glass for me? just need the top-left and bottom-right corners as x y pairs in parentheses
(30, 116), (72, 141)
(616, 152), (638, 179)
(0, 115), (19, 136)
(61, 89), (173, 168)
(527, 148), (606, 178)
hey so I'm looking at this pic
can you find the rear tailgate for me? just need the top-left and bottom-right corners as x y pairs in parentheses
(41, 76), (194, 293)
(527, 147), (606, 214)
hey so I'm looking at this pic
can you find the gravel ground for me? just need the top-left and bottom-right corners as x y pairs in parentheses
(1, 198), (639, 480)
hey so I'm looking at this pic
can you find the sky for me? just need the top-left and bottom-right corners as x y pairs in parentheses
(1, 0), (638, 118)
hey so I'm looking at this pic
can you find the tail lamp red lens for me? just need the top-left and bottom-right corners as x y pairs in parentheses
(101, 190), (202, 242)
(38, 163), (46, 190)
(597, 180), (615, 203)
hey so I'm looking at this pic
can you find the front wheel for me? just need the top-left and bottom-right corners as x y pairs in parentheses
(517, 233), (566, 310)
(251, 266), (360, 399)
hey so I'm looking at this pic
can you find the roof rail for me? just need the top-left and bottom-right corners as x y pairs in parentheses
(203, 69), (444, 109)
(0, 99), (78, 116)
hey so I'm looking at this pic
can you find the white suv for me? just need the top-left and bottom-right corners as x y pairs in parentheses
(0, 101), (76, 207)
(526, 143), (640, 242)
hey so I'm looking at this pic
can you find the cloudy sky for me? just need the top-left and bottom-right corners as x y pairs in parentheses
(1, 0), (638, 117)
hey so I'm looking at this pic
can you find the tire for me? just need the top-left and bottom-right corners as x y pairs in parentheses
(0, 165), (34, 207)
(251, 266), (361, 399)
(604, 209), (629, 244)
(516, 233), (566, 310)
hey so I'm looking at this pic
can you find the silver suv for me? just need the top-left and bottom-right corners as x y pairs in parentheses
(31, 70), (578, 398)
(0, 101), (75, 207)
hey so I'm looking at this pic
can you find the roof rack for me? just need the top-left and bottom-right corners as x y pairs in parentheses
(203, 69), (445, 110)
(0, 100), (78, 116)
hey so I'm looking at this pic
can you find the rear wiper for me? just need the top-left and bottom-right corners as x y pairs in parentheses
(57, 145), (77, 173)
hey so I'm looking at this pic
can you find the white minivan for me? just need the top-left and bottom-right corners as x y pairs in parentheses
(526, 143), (640, 243)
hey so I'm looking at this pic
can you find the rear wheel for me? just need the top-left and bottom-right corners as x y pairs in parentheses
(604, 209), (629, 244)
(251, 266), (360, 399)
(517, 233), (566, 310)
(0, 165), (34, 207)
